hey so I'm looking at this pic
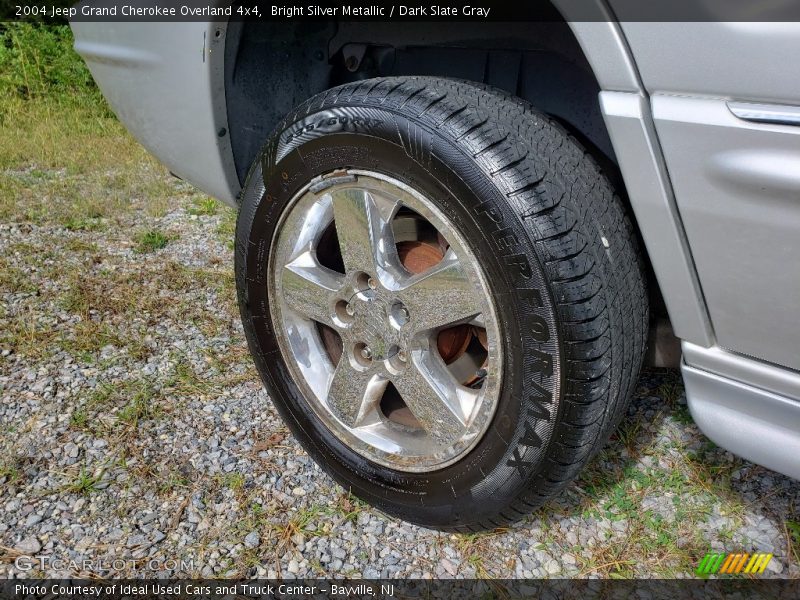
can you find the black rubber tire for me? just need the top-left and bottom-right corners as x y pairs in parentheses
(235, 76), (648, 531)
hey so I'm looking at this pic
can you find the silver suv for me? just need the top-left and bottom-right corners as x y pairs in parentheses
(72, 8), (800, 531)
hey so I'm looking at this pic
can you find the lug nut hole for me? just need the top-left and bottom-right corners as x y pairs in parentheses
(334, 300), (355, 324)
(389, 301), (410, 329)
(354, 272), (375, 294)
(385, 344), (408, 374)
(354, 342), (373, 367)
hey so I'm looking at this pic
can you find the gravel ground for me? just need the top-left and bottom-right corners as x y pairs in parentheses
(1, 176), (798, 579)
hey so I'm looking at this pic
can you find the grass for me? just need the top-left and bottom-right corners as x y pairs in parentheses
(59, 263), (181, 317)
(117, 381), (162, 426)
(0, 257), (38, 294)
(64, 237), (99, 253)
(156, 472), (190, 495)
(655, 370), (685, 407)
(0, 25), (187, 228)
(216, 207), (237, 249)
(16, 261), (235, 364)
(0, 23), (105, 105)
(0, 23), (237, 368)
(69, 408), (89, 429)
(0, 463), (22, 484)
(277, 505), (331, 541)
(66, 465), (101, 495)
(224, 493), (367, 570)
(1, 305), (58, 359)
(454, 529), (510, 577)
(0, 100), (178, 226)
(134, 229), (172, 253)
(67, 321), (146, 359)
(188, 197), (219, 216)
(68, 378), (164, 435)
(64, 215), (105, 232)
(83, 261), (226, 358)
(336, 490), (367, 524)
(569, 416), (759, 578)
(217, 472), (246, 493)
(615, 418), (646, 459)
(787, 520), (800, 565)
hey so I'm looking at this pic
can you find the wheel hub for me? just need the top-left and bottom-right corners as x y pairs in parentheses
(347, 287), (404, 363)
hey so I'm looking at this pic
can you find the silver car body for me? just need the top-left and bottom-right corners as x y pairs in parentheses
(71, 8), (800, 479)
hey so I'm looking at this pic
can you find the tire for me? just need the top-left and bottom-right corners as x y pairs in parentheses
(235, 76), (648, 531)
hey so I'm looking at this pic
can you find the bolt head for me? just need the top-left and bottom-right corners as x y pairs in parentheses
(398, 350), (407, 362)
(367, 277), (377, 290)
(360, 346), (373, 360)
(345, 303), (355, 316)
(390, 303), (410, 328)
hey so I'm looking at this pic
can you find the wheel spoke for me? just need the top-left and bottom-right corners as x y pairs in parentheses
(327, 358), (385, 428)
(392, 350), (476, 445)
(282, 252), (345, 326)
(401, 250), (483, 333)
(330, 187), (401, 279)
(291, 192), (334, 257)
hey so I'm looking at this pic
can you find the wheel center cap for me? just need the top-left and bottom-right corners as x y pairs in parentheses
(350, 289), (398, 360)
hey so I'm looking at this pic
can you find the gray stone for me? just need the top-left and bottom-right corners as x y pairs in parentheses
(16, 536), (42, 554)
(24, 514), (43, 527)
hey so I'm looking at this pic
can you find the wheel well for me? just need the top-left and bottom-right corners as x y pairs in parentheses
(223, 16), (671, 347)
(223, 16), (616, 187)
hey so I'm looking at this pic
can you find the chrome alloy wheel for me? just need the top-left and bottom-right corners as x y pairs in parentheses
(268, 170), (502, 472)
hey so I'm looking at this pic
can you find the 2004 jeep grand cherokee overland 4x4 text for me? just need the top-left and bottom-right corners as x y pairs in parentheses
(72, 5), (800, 531)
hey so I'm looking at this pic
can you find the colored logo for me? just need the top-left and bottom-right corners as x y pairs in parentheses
(696, 552), (773, 575)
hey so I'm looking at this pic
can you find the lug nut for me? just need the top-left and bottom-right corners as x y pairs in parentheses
(360, 346), (373, 360)
(391, 302), (410, 327)
(367, 277), (377, 290)
(398, 349), (407, 362)
(345, 303), (355, 316)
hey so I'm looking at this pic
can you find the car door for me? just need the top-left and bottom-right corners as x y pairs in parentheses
(618, 21), (800, 371)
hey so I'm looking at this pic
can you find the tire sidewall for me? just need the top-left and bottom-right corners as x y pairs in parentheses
(236, 104), (563, 527)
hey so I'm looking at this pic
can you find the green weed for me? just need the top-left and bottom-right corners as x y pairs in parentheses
(134, 229), (172, 253)
(188, 197), (219, 216)
(66, 465), (100, 495)
(0, 23), (105, 105)
(0, 463), (22, 484)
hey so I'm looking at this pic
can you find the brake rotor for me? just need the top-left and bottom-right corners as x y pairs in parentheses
(437, 325), (473, 364)
(319, 323), (343, 366)
(397, 240), (445, 275)
(462, 326), (490, 387)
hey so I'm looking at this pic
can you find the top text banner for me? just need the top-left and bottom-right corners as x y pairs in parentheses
(7, 0), (800, 22)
